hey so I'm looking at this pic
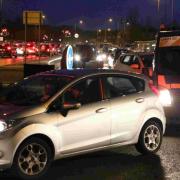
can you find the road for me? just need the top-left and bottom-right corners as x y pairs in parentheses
(0, 55), (62, 67)
(0, 55), (62, 85)
(0, 119), (179, 180)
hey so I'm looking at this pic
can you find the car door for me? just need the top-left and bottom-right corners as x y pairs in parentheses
(56, 76), (111, 154)
(103, 75), (147, 144)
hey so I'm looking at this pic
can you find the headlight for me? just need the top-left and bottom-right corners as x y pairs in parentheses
(159, 89), (172, 107)
(74, 54), (81, 61)
(96, 54), (107, 62)
(0, 120), (7, 133)
(96, 55), (103, 61)
(101, 54), (107, 59)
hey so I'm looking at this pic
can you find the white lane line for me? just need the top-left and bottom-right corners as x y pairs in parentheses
(48, 56), (62, 65)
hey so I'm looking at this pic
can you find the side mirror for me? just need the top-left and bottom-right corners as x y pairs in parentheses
(62, 102), (81, 110)
(130, 63), (139, 69)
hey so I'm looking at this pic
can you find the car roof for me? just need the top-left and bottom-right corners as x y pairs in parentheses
(39, 69), (147, 80)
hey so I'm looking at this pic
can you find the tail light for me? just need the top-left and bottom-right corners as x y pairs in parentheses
(149, 80), (172, 106)
(7, 46), (11, 50)
(47, 48), (50, 52)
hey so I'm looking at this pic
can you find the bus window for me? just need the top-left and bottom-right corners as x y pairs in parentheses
(157, 48), (180, 75)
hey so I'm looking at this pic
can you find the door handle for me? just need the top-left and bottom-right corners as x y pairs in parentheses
(135, 98), (144, 103)
(96, 108), (107, 113)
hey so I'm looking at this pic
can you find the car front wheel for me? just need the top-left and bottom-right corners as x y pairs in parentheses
(135, 121), (162, 155)
(13, 137), (53, 180)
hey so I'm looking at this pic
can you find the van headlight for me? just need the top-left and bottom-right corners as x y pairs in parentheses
(159, 89), (172, 107)
(96, 54), (103, 61)
(96, 54), (106, 62)
(74, 54), (81, 61)
(0, 120), (8, 133)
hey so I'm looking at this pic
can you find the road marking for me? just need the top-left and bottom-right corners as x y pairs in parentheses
(48, 56), (62, 65)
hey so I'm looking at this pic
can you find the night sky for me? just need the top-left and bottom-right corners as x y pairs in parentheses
(4, 0), (180, 29)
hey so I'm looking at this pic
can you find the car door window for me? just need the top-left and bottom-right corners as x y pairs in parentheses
(122, 55), (131, 65)
(104, 76), (144, 99)
(63, 77), (102, 105)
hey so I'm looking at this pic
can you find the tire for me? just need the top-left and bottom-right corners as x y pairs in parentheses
(135, 121), (162, 155)
(12, 137), (53, 180)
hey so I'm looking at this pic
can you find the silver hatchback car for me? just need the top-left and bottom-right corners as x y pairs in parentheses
(0, 69), (166, 179)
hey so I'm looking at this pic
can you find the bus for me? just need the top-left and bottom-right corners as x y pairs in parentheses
(153, 31), (180, 117)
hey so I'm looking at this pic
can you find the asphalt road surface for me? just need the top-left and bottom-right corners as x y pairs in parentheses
(0, 55), (61, 67)
(0, 55), (62, 84)
(0, 118), (180, 180)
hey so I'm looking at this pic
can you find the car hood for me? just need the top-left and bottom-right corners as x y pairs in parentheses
(0, 103), (46, 120)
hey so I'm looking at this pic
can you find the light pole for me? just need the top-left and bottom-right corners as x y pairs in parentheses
(171, 0), (174, 25)
(97, 29), (101, 43)
(157, 0), (160, 13)
(75, 20), (83, 33)
(0, 0), (3, 29)
(104, 18), (113, 42)
(74, 20), (84, 43)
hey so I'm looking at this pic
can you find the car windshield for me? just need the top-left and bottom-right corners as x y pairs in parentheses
(0, 75), (73, 106)
(157, 47), (180, 75)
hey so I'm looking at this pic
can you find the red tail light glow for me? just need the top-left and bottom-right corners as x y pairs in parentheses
(6, 46), (11, 50)
(149, 80), (172, 106)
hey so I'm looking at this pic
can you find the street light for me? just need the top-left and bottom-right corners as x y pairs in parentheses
(108, 18), (113, 23)
(42, 15), (46, 19)
(79, 20), (83, 24)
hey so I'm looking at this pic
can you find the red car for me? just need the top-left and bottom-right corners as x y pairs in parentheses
(25, 42), (39, 55)
(0, 43), (17, 58)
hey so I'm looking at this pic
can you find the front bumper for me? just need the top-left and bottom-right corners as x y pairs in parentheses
(0, 160), (11, 171)
(0, 138), (15, 171)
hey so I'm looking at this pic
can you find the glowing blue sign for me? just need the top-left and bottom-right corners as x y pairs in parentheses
(66, 45), (73, 70)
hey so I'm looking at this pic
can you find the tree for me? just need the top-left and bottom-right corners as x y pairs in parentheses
(127, 6), (140, 25)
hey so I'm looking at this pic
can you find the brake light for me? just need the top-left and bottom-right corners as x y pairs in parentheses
(149, 81), (159, 96)
(149, 81), (172, 106)
(7, 46), (11, 50)
(47, 48), (50, 52)
(159, 89), (172, 106)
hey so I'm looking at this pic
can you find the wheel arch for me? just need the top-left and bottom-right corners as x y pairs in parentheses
(133, 108), (166, 144)
(11, 124), (61, 165)
(13, 133), (56, 163)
